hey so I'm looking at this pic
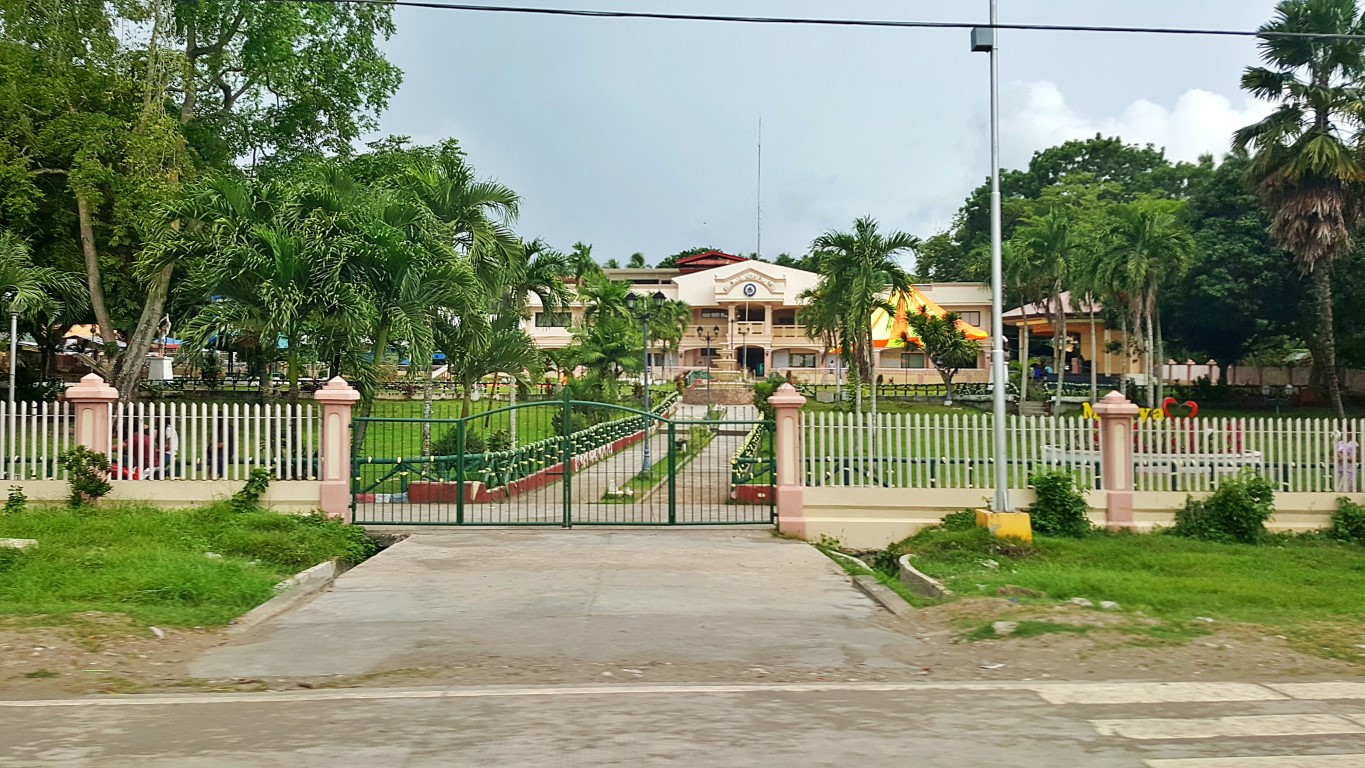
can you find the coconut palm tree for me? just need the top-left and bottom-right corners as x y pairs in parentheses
(0, 231), (86, 324)
(627, 252), (648, 268)
(1098, 201), (1194, 407)
(1012, 208), (1087, 412)
(1233, 0), (1365, 418)
(806, 216), (918, 414)
(568, 242), (601, 288)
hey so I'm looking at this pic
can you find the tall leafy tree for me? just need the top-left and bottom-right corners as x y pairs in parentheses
(1233, 0), (1365, 418)
(903, 307), (981, 405)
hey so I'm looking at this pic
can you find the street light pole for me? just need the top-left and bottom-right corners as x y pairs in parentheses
(7, 310), (15, 412)
(697, 325), (720, 413)
(974, 0), (1013, 512)
(628, 291), (667, 474)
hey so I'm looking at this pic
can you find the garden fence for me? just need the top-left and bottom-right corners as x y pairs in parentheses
(0, 401), (75, 481)
(107, 401), (320, 481)
(803, 411), (1097, 490)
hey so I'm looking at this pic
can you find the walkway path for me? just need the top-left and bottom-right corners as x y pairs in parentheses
(188, 529), (916, 681)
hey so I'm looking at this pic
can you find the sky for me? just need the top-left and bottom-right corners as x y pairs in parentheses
(365, 1), (1282, 269)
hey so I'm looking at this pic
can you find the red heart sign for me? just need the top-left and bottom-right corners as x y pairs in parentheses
(1161, 397), (1199, 420)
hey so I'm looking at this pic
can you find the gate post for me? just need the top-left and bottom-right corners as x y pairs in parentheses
(315, 377), (360, 521)
(770, 383), (807, 537)
(1094, 390), (1139, 530)
(64, 373), (118, 452)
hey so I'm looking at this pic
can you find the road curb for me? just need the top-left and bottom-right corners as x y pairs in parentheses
(852, 575), (914, 617)
(896, 554), (953, 600)
(228, 560), (341, 635)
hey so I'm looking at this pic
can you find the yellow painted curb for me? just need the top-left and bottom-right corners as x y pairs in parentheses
(976, 509), (1033, 543)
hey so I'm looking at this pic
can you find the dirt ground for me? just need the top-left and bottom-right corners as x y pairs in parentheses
(3, 596), (1362, 699)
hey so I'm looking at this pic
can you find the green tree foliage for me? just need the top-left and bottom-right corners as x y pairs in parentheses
(903, 307), (980, 405)
(1164, 154), (1300, 379)
(919, 136), (1202, 283)
(654, 246), (720, 269)
(1027, 470), (1092, 538)
(1234, 0), (1365, 418)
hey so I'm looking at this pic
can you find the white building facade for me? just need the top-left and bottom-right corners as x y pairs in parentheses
(525, 252), (993, 385)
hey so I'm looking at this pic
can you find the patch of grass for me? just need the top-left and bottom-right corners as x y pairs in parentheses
(962, 620), (1093, 642)
(0, 503), (377, 628)
(24, 669), (57, 679)
(899, 525), (1365, 658)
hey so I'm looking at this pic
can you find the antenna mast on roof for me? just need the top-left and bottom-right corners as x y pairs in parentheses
(756, 116), (763, 261)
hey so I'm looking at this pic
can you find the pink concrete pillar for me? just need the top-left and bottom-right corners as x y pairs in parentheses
(770, 383), (807, 538)
(63, 373), (118, 453)
(1093, 390), (1139, 529)
(314, 377), (360, 521)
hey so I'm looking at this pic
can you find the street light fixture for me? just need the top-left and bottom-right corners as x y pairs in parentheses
(973, 0), (1013, 513)
(626, 290), (668, 473)
(696, 325), (722, 412)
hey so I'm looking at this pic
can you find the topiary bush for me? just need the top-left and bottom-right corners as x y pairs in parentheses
(1027, 470), (1091, 538)
(1170, 473), (1274, 544)
(1330, 497), (1365, 545)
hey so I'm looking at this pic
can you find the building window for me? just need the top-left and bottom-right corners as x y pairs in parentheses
(789, 353), (816, 368)
(700, 309), (727, 319)
(900, 352), (927, 369)
(737, 307), (766, 322)
(535, 312), (571, 328)
(958, 311), (982, 327)
(773, 311), (798, 327)
(700, 347), (719, 359)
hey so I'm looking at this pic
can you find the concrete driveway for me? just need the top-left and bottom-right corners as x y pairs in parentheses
(189, 529), (922, 682)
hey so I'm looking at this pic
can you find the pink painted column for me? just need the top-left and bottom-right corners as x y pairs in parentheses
(770, 383), (807, 538)
(314, 377), (360, 521)
(1093, 390), (1140, 529)
(63, 373), (118, 453)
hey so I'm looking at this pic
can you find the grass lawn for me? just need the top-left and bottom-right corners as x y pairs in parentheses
(881, 526), (1365, 660)
(0, 503), (376, 628)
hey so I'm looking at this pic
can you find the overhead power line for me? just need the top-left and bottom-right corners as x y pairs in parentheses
(255, 0), (1365, 43)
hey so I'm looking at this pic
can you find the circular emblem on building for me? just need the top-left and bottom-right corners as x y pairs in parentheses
(743, 283), (758, 297)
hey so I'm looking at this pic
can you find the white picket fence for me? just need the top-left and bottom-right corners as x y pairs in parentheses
(802, 411), (1098, 490)
(0, 402), (75, 481)
(1132, 416), (1364, 494)
(107, 402), (320, 481)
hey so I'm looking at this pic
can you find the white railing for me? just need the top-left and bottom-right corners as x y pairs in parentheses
(108, 402), (319, 481)
(802, 411), (1098, 490)
(1133, 416), (1364, 494)
(0, 401), (74, 481)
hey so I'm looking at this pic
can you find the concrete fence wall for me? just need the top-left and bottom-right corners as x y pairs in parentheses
(768, 384), (1358, 549)
(11, 374), (358, 518)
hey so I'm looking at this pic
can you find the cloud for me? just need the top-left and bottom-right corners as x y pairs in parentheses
(1004, 81), (1275, 165)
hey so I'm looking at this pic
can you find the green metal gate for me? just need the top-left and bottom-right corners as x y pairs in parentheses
(350, 389), (775, 526)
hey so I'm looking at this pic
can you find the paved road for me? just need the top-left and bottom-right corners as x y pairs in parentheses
(5, 681), (1365, 766)
(189, 529), (916, 680)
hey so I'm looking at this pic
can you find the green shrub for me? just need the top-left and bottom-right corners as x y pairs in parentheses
(1028, 470), (1091, 538)
(1330, 497), (1365, 545)
(432, 427), (486, 456)
(3, 485), (25, 514)
(229, 468), (273, 513)
(487, 429), (513, 453)
(1170, 473), (1274, 544)
(751, 374), (789, 420)
(941, 509), (978, 531)
(58, 446), (112, 507)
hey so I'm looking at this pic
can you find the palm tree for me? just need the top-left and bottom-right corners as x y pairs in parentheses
(627, 252), (648, 268)
(1233, 0), (1365, 418)
(502, 238), (572, 319)
(571, 315), (640, 401)
(578, 275), (632, 326)
(441, 313), (543, 418)
(0, 231), (86, 324)
(649, 299), (692, 379)
(568, 241), (601, 288)
(1012, 208), (1087, 412)
(1002, 239), (1048, 404)
(1099, 202), (1193, 407)
(806, 216), (918, 414)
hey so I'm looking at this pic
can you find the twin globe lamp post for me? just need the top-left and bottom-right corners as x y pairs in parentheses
(625, 290), (668, 473)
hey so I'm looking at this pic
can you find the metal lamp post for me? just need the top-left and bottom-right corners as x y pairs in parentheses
(627, 290), (667, 473)
(973, 0), (1013, 512)
(697, 325), (721, 412)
